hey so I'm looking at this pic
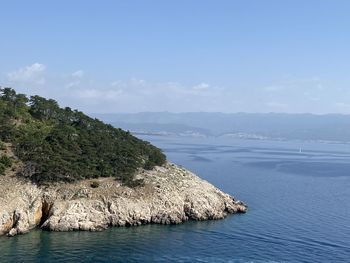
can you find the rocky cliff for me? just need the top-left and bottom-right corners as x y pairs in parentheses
(0, 163), (247, 237)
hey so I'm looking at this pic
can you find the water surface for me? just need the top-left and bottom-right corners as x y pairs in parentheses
(1, 136), (350, 262)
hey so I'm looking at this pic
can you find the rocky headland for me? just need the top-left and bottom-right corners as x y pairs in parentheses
(0, 88), (246, 237)
(0, 162), (246, 237)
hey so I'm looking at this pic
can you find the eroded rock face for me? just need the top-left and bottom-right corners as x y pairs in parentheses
(0, 163), (247, 236)
(0, 176), (42, 236)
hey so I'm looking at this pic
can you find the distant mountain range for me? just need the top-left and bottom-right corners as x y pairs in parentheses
(92, 112), (350, 142)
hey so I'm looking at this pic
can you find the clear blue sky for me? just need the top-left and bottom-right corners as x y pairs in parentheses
(1, 0), (350, 113)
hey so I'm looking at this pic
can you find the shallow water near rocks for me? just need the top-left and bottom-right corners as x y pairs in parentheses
(1, 136), (350, 262)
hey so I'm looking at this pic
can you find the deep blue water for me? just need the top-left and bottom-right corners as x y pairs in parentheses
(1, 136), (350, 262)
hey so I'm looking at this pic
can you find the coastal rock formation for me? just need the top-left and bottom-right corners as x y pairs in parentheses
(0, 176), (42, 236)
(0, 163), (247, 236)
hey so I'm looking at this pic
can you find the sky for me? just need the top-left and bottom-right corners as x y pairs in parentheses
(1, 0), (350, 114)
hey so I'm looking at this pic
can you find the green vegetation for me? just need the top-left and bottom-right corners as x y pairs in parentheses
(0, 155), (12, 175)
(0, 87), (166, 184)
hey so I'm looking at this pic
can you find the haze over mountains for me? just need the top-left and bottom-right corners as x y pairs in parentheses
(93, 112), (350, 143)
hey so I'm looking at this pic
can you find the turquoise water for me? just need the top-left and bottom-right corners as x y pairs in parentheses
(1, 136), (350, 262)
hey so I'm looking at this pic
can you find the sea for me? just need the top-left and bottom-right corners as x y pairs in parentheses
(1, 135), (350, 263)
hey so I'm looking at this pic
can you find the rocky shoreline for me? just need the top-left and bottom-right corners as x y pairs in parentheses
(0, 163), (247, 237)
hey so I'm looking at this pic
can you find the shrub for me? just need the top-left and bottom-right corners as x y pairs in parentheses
(123, 178), (145, 188)
(0, 141), (5, 150)
(0, 163), (5, 175)
(118, 173), (145, 188)
(90, 181), (100, 188)
(143, 146), (166, 170)
(0, 155), (12, 168)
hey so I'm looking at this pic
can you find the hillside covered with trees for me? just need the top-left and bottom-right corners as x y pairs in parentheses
(0, 87), (166, 185)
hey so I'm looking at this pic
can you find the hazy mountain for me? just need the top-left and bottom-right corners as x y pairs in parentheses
(92, 112), (350, 142)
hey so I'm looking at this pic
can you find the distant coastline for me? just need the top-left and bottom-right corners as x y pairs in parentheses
(92, 112), (350, 144)
(132, 131), (350, 145)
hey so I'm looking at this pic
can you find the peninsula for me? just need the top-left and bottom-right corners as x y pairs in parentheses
(0, 88), (246, 237)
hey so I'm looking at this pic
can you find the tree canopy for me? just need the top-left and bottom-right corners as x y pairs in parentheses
(0, 87), (166, 185)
